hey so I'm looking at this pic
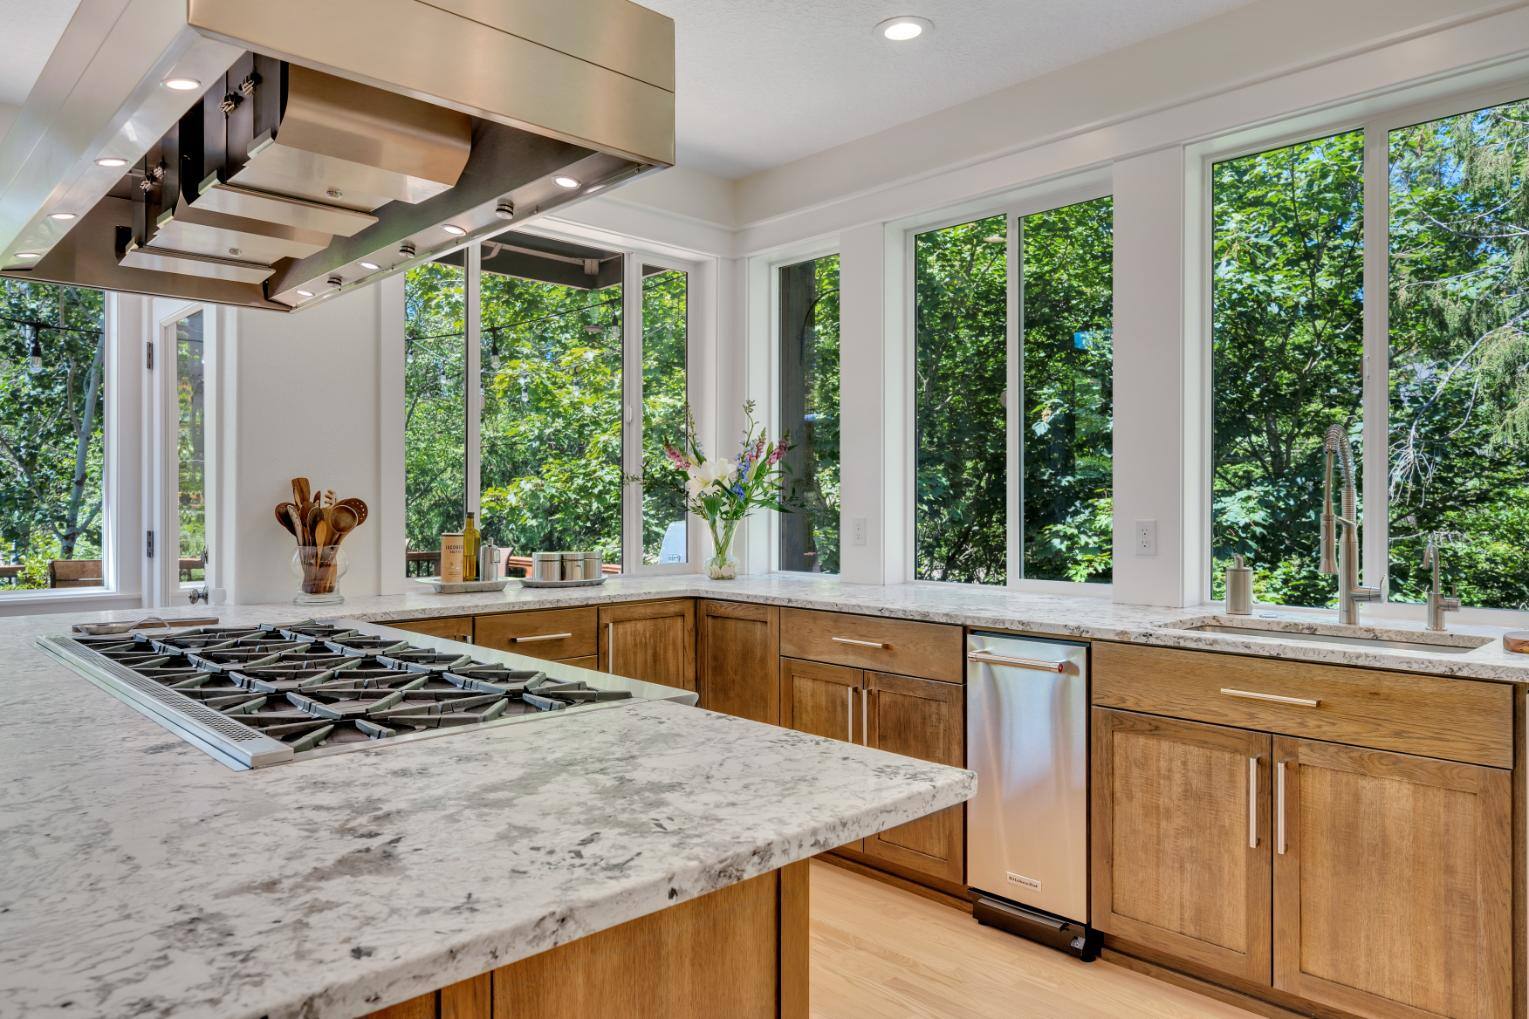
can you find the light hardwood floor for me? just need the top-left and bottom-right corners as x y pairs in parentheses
(809, 861), (1258, 1019)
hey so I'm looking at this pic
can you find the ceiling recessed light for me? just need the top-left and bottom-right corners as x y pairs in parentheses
(359, 260), (380, 271)
(95, 157), (128, 168)
(442, 224), (467, 236)
(553, 175), (581, 190)
(162, 77), (202, 92)
(295, 289), (314, 298)
(875, 15), (931, 41)
(15, 252), (40, 260)
(49, 212), (77, 222)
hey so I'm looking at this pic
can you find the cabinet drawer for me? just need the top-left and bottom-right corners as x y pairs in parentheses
(779, 608), (963, 683)
(387, 615), (473, 644)
(1093, 642), (1512, 768)
(475, 607), (598, 661)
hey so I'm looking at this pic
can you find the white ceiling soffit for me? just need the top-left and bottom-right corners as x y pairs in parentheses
(640, 0), (1254, 178)
(0, 0), (84, 107)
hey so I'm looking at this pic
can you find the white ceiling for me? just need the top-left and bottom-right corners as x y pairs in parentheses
(0, 0), (82, 107)
(639, 0), (1256, 178)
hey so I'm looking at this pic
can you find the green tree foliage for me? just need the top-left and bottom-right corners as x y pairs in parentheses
(779, 254), (841, 574)
(1389, 98), (1529, 609)
(403, 262), (467, 556)
(915, 216), (1009, 584)
(1211, 131), (1365, 607)
(1021, 197), (1114, 583)
(0, 280), (106, 587)
(641, 269), (690, 563)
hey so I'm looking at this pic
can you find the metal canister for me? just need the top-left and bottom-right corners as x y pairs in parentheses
(561, 552), (586, 581)
(1225, 554), (1253, 615)
(583, 552), (602, 580)
(532, 552), (562, 582)
(479, 543), (501, 582)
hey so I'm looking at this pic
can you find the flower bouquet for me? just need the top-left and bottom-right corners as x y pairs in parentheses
(657, 401), (790, 579)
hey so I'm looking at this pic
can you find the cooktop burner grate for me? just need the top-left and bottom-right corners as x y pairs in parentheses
(38, 620), (635, 770)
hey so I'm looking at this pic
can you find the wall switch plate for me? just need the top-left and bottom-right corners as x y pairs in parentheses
(851, 517), (868, 546)
(1134, 519), (1158, 557)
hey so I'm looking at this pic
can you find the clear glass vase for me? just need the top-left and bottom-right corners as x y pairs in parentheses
(706, 519), (739, 580)
(291, 546), (349, 605)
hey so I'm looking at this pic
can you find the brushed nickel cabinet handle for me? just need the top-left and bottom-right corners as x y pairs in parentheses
(966, 651), (1065, 673)
(832, 636), (887, 649)
(606, 622), (615, 674)
(845, 686), (853, 743)
(1276, 760), (1287, 855)
(1248, 756), (1259, 849)
(511, 632), (573, 644)
(860, 687), (870, 746)
(1220, 687), (1320, 708)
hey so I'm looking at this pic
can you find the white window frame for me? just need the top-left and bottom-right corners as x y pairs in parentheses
(0, 290), (143, 614)
(897, 174), (1115, 595)
(402, 228), (706, 578)
(1194, 77), (1529, 623)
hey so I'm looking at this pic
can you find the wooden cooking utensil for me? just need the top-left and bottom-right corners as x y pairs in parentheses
(275, 504), (299, 538)
(335, 497), (368, 527)
(328, 503), (362, 545)
(292, 477), (311, 509)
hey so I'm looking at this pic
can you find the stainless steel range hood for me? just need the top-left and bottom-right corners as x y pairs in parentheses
(0, 0), (674, 311)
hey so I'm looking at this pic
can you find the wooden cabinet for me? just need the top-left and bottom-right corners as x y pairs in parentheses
(1272, 737), (1512, 1019)
(599, 599), (696, 691)
(697, 600), (779, 723)
(474, 607), (598, 666)
(779, 657), (964, 881)
(1091, 708), (1272, 984)
(388, 615), (473, 644)
(861, 672), (965, 884)
(779, 608), (963, 683)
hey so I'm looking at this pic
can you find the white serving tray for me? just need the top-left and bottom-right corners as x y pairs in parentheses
(415, 577), (513, 594)
(519, 576), (608, 589)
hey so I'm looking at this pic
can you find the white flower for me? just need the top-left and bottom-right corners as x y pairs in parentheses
(690, 459), (737, 492)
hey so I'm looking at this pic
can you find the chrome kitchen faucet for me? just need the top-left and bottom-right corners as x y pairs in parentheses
(1319, 424), (1380, 625)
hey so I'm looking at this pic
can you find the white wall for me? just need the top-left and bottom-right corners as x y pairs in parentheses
(227, 284), (389, 605)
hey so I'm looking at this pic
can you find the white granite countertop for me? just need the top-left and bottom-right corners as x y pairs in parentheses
(4, 572), (1527, 1018)
(54, 571), (1521, 683)
(0, 600), (973, 1019)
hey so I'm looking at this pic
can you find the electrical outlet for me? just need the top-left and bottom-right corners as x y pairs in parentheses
(851, 516), (868, 546)
(1134, 519), (1158, 557)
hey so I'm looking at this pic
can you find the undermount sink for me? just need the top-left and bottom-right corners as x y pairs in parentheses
(1176, 621), (1492, 655)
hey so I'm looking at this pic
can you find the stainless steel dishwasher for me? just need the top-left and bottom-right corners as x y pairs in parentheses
(966, 631), (1096, 959)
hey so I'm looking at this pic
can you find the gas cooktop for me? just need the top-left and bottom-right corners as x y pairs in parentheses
(37, 620), (669, 770)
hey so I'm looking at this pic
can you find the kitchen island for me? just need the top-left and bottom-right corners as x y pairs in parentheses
(0, 609), (974, 1019)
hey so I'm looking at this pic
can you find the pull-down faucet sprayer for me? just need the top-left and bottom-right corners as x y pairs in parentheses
(1319, 425), (1380, 625)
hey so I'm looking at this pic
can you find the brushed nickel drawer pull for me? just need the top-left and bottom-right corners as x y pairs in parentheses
(1247, 756), (1259, 849)
(511, 632), (573, 644)
(860, 687), (870, 746)
(832, 636), (887, 649)
(1220, 687), (1320, 708)
(1276, 761), (1288, 855)
(967, 651), (1065, 673)
(845, 686), (854, 743)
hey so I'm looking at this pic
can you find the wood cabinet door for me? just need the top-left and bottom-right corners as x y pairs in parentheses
(779, 657), (864, 852)
(1273, 737), (1512, 1019)
(697, 600), (779, 723)
(861, 671), (965, 885)
(598, 599), (696, 690)
(1092, 708), (1273, 985)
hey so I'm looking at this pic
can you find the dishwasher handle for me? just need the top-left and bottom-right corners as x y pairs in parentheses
(966, 649), (1067, 673)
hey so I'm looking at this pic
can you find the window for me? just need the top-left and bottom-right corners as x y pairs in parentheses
(403, 259), (467, 574)
(1389, 99), (1529, 609)
(778, 254), (840, 573)
(0, 280), (108, 592)
(401, 234), (697, 577)
(1209, 95), (1529, 612)
(176, 310), (207, 583)
(641, 266), (688, 565)
(1210, 131), (1366, 606)
(913, 199), (1113, 587)
(478, 252), (623, 566)
(914, 215), (1009, 584)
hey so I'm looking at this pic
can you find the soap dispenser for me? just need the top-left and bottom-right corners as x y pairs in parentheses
(1226, 555), (1253, 615)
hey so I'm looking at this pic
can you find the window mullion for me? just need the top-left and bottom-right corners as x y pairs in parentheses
(464, 244), (482, 517)
(1006, 212), (1023, 585)
(1361, 121), (1390, 598)
(621, 256), (643, 573)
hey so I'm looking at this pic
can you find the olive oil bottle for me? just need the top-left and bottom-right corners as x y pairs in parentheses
(462, 512), (480, 582)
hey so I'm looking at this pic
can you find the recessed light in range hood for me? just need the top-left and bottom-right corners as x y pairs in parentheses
(0, 0), (675, 312)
